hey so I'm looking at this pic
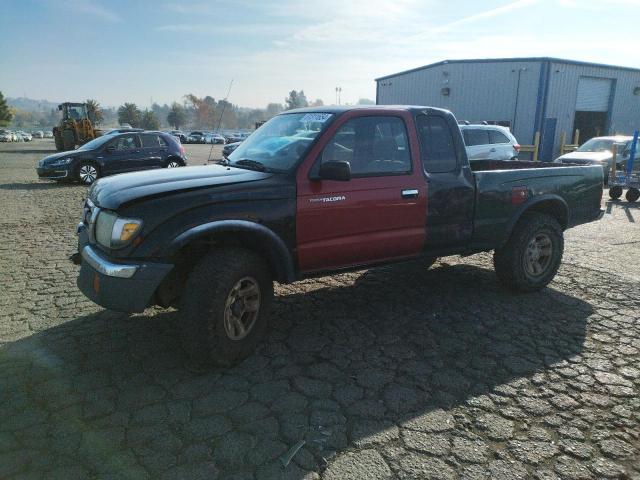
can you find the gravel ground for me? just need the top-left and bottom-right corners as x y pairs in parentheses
(1, 139), (639, 479)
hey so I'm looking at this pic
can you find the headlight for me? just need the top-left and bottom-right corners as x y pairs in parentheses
(95, 210), (142, 249)
(50, 157), (73, 167)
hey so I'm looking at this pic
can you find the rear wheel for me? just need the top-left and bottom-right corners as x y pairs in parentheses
(180, 248), (273, 367)
(609, 186), (623, 199)
(493, 212), (563, 292)
(77, 162), (100, 185)
(626, 188), (640, 203)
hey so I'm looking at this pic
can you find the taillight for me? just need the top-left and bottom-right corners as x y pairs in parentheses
(514, 143), (521, 152)
(511, 186), (528, 205)
(180, 145), (185, 155)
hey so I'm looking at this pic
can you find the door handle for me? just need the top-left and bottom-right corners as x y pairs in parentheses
(401, 189), (419, 199)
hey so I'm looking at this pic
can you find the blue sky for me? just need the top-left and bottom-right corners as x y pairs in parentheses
(0, 0), (638, 108)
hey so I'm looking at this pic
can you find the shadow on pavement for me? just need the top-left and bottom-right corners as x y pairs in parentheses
(0, 181), (75, 191)
(0, 261), (591, 478)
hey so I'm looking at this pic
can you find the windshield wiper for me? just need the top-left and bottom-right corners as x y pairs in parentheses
(233, 158), (268, 172)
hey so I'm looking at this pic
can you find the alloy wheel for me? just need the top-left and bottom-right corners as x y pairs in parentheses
(223, 277), (261, 340)
(523, 233), (553, 278)
(79, 164), (98, 184)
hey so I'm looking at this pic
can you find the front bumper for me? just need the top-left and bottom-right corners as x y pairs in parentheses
(76, 243), (173, 313)
(36, 166), (72, 179)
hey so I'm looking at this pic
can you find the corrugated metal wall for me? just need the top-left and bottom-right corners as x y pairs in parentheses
(377, 59), (640, 160)
(376, 60), (542, 145)
(545, 62), (640, 157)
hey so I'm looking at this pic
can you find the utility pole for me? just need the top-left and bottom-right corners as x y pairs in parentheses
(512, 68), (527, 131)
(336, 87), (342, 105)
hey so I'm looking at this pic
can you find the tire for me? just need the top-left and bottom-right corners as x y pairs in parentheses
(493, 212), (564, 293)
(62, 129), (75, 151)
(54, 130), (64, 151)
(609, 186), (623, 199)
(180, 248), (273, 367)
(626, 188), (640, 203)
(165, 158), (183, 168)
(77, 162), (100, 185)
(424, 256), (438, 269)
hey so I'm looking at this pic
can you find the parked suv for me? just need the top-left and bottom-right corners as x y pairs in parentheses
(460, 124), (520, 161)
(37, 131), (187, 184)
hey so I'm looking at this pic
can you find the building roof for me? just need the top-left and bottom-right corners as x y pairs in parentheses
(375, 57), (640, 81)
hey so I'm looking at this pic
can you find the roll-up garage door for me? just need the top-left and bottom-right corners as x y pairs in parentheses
(575, 77), (613, 112)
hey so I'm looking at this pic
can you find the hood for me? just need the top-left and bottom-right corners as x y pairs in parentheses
(40, 150), (81, 164)
(557, 151), (611, 162)
(89, 164), (272, 210)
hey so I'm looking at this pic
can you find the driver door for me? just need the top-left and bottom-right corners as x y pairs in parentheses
(295, 111), (427, 272)
(104, 134), (144, 174)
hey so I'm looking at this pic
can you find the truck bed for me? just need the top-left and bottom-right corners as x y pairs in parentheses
(470, 161), (604, 249)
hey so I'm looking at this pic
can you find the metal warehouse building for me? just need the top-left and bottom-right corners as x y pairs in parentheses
(376, 57), (640, 161)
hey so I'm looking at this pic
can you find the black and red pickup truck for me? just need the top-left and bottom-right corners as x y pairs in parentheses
(75, 106), (604, 366)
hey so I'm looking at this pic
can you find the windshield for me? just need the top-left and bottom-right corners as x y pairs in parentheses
(77, 134), (116, 151)
(228, 112), (334, 172)
(577, 138), (614, 152)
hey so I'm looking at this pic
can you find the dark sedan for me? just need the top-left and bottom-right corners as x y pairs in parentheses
(37, 131), (187, 185)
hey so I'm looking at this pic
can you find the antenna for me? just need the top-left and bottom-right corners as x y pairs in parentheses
(207, 79), (234, 163)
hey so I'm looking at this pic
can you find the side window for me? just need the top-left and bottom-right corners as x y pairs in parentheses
(111, 135), (140, 151)
(464, 129), (490, 146)
(489, 130), (510, 144)
(141, 134), (160, 148)
(321, 116), (411, 176)
(158, 136), (169, 147)
(417, 115), (458, 173)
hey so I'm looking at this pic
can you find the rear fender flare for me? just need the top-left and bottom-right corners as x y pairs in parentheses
(499, 194), (569, 248)
(166, 220), (296, 283)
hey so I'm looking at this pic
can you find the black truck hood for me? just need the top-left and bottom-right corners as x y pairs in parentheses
(90, 165), (272, 210)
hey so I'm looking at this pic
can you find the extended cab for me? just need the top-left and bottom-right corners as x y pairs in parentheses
(74, 106), (604, 366)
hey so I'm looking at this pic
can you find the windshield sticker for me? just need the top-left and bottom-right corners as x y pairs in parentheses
(300, 113), (332, 123)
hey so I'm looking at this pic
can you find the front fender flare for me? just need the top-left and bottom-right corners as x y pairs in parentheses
(166, 220), (296, 283)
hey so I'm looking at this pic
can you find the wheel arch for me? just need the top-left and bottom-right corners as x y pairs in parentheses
(500, 195), (568, 248)
(167, 220), (296, 283)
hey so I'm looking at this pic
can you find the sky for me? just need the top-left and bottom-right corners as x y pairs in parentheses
(0, 0), (638, 109)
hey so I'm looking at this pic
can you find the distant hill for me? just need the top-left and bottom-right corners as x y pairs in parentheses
(7, 97), (60, 112)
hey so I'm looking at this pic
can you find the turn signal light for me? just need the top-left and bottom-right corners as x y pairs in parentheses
(120, 223), (141, 242)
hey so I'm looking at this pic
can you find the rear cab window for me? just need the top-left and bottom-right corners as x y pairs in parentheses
(417, 116), (458, 173)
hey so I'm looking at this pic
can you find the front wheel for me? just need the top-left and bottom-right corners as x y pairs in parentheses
(166, 159), (183, 168)
(180, 248), (273, 367)
(77, 162), (100, 185)
(493, 212), (564, 292)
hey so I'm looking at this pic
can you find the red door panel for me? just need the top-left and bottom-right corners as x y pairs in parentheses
(295, 110), (427, 273)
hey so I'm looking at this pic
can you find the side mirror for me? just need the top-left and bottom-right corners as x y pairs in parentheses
(318, 161), (351, 181)
(106, 145), (116, 153)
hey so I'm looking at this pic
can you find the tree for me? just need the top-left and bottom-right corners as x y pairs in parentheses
(185, 93), (215, 128)
(141, 110), (160, 130)
(311, 99), (324, 107)
(86, 99), (104, 125)
(118, 103), (141, 127)
(12, 109), (33, 128)
(285, 90), (309, 110)
(0, 91), (13, 127)
(167, 102), (187, 129)
(265, 103), (283, 119)
(357, 98), (375, 105)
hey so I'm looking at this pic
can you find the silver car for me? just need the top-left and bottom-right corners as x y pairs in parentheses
(554, 136), (637, 184)
(460, 124), (520, 161)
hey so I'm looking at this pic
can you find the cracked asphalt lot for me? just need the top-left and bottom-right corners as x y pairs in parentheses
(1, 140), (639, 479)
